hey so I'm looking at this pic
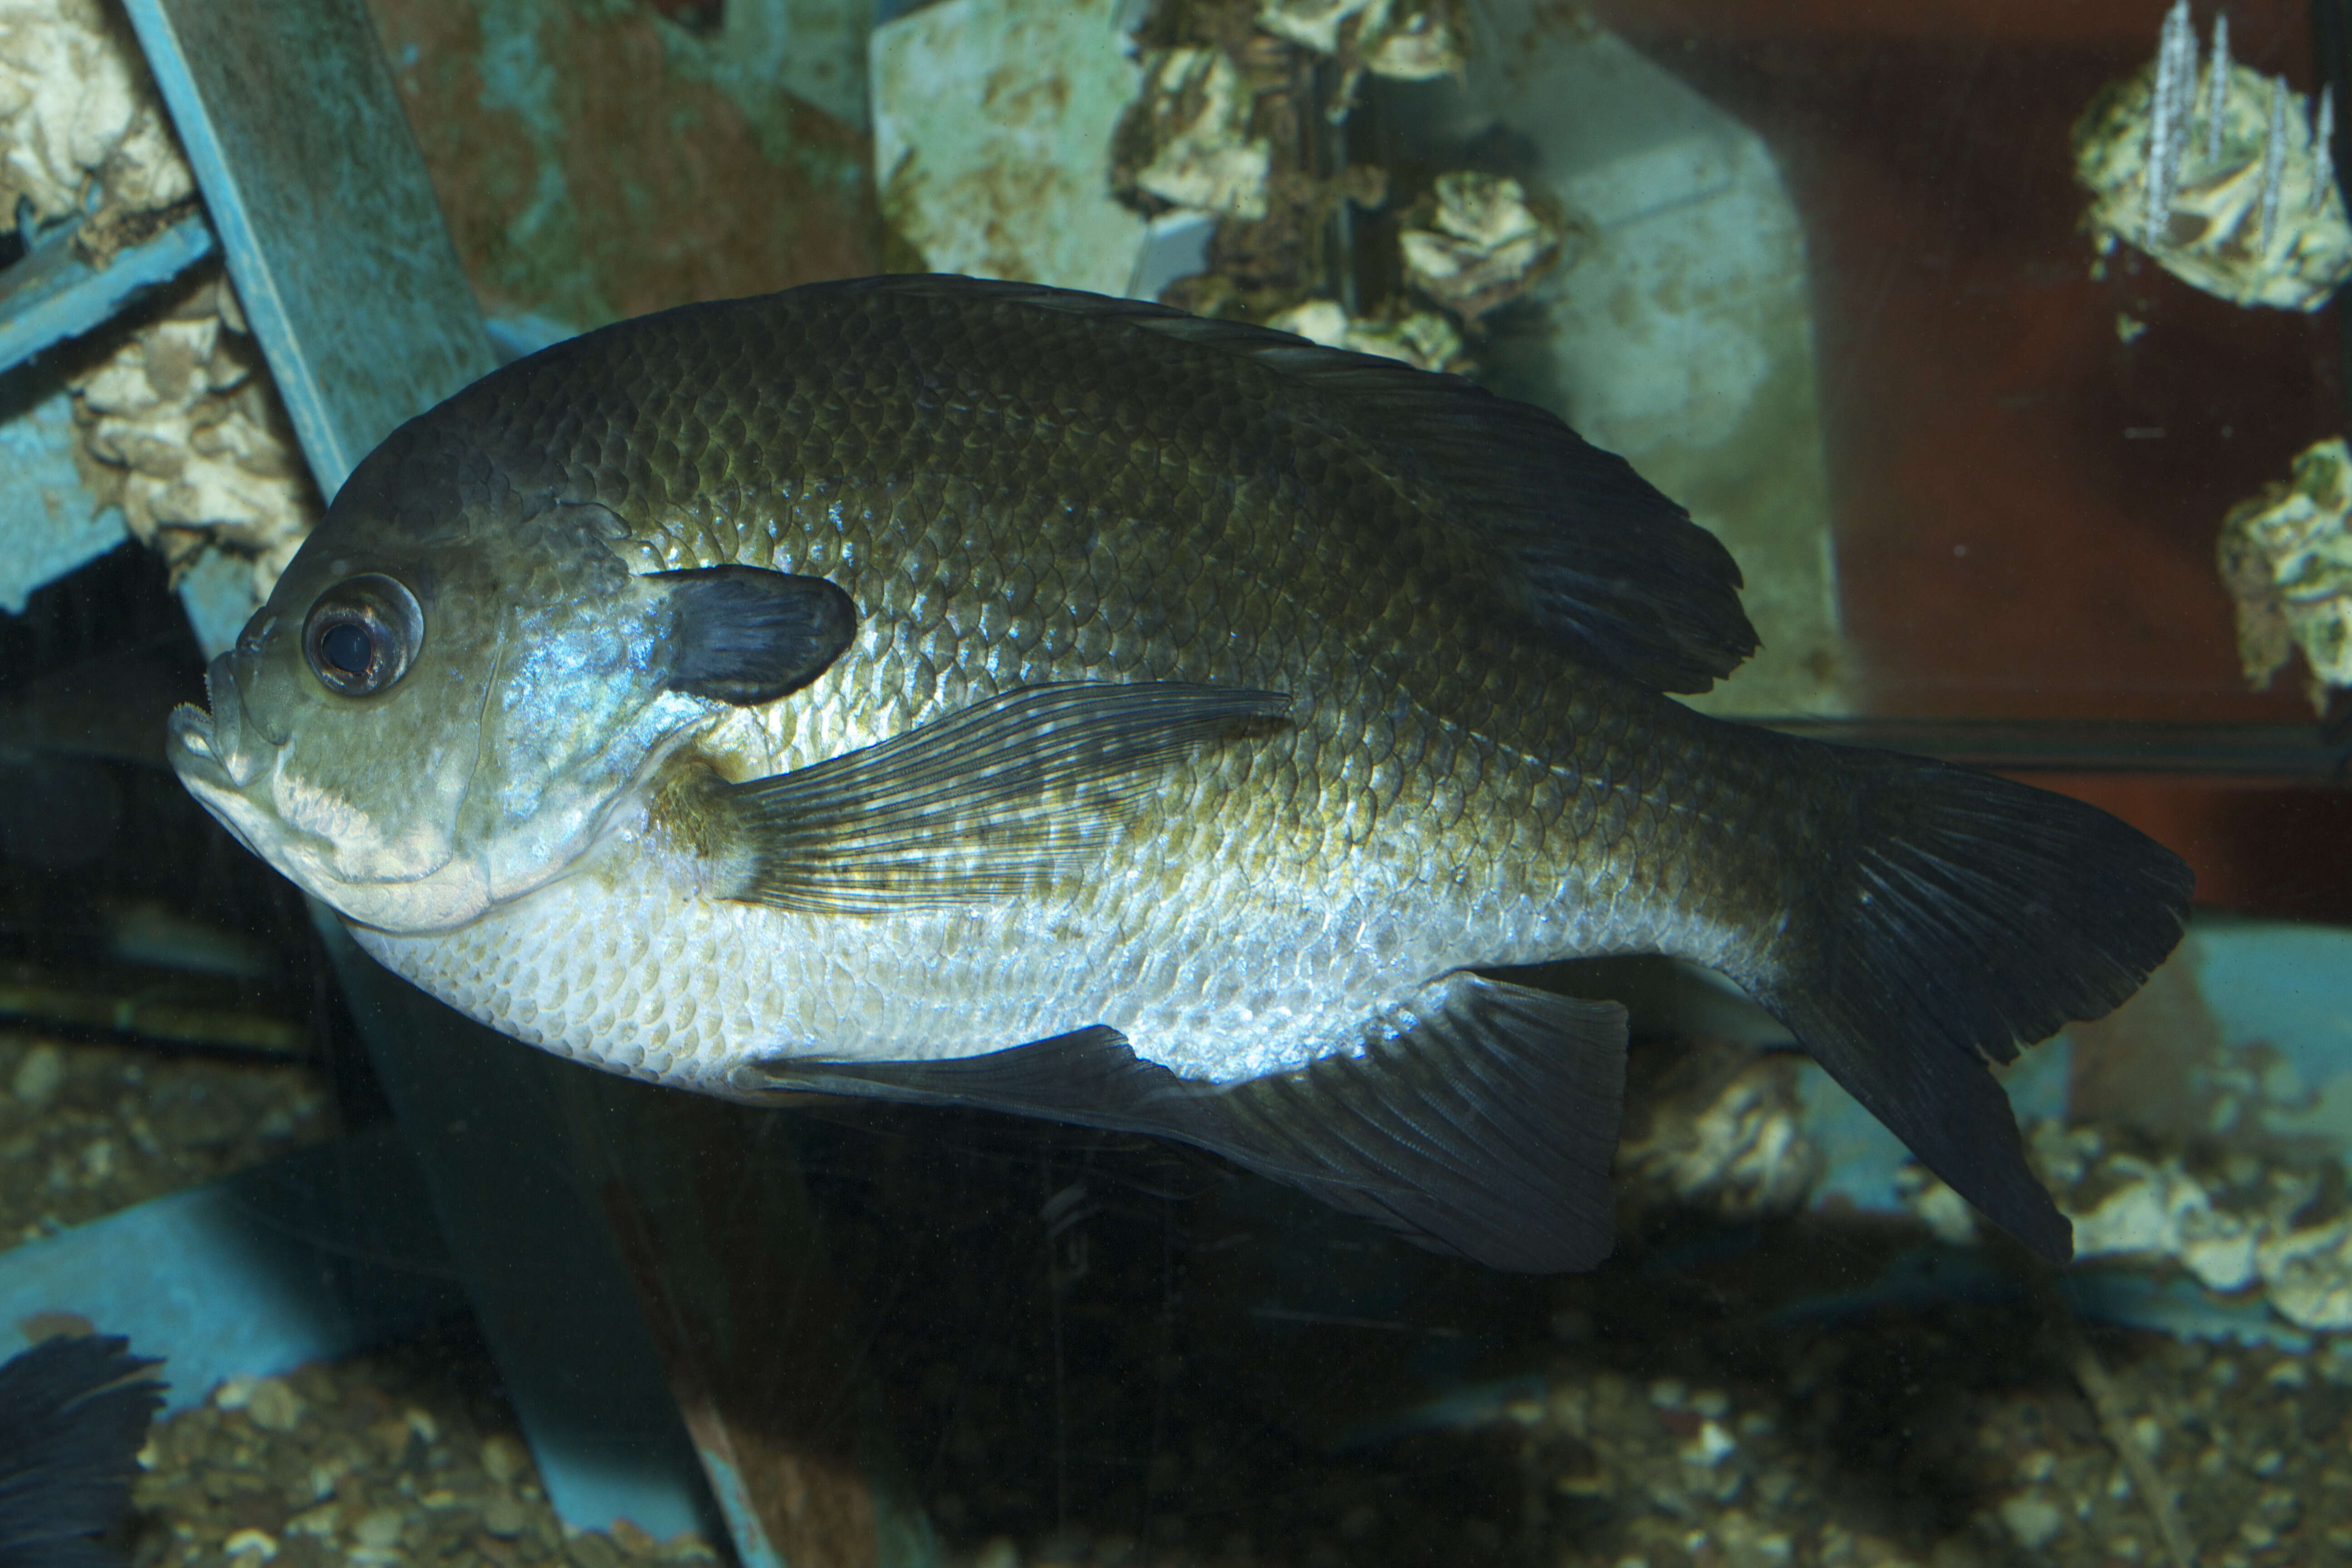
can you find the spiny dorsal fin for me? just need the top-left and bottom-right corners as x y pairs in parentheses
(821, 274), (1758, 695)
(740, 974), (1629, 1273)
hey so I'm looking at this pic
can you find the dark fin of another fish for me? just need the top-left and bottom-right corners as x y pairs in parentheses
(829, 275), (1756, 693)
(741, 975), (1629, 1272)
(0, 1333), (165, 1568)
(655, 565), (857, 705)
(1742, 747), (2195, 1264)
(718, 682), (1290, 915)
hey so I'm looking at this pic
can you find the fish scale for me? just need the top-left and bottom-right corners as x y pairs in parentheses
(168, 276), (2191, 1270)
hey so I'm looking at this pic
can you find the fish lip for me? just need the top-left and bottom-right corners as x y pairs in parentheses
(166, 654), (274, 791)
(165, 702), (236, 790)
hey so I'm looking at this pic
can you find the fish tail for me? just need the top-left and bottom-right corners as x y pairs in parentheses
(1735, 742), (2193, 1261)
(0, 1334), (165, 1568)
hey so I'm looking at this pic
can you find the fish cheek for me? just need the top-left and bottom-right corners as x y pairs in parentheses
(272, 679), (476, 883)
(455, 598), (720, 905)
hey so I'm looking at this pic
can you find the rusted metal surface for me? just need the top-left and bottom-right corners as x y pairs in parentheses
(561, 1077), (938, 1568)
(363, 0), (878, 330)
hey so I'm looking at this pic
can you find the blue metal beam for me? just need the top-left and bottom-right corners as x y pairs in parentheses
(0, 213), (215, 381)
(116, 0), (496, 500)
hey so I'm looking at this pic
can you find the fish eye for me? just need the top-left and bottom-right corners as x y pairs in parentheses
(302, 574), (423, 698)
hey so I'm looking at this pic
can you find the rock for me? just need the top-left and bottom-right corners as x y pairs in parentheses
(1262, 299), (1462, 372)
(480, 1494), (526, 1539)
(352, 1507), (404, 1549)
(223, 1528), (277, 1561)
(11, 1044), (62, 1106)
(480, 1433), (529, 1485)
(2073, 3), (2352, 311)
(1996, 1492), (2065, 1551)
(1128, 47), (1270, 221)
(246, 1377), (302, 1433)
(0, 0), (195, 238)
(1398, 172), (1569, 321)
(2220, 436), (2352, 712)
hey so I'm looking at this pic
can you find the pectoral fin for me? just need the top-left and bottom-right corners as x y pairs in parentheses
(741, 975), (1629, 1273)
(715, 682), (1290, 916)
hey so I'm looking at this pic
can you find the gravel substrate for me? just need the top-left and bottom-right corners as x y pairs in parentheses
(126, 1326), (719, 1568)
(8, 1030), (2348, 1568)
(0, 1029), (328, 1243)
(891, 1289), (2352, 1568)
(779, 1110), (2352, 1568)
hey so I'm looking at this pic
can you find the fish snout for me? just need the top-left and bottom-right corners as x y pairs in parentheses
(166, 654), (271, 791)
(165, 703), (235, 789)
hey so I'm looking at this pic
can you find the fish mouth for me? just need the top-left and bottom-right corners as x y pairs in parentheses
(165, 654), (273, 792)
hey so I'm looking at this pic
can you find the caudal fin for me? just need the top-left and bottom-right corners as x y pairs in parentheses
(1741, 745), (2194, 1262)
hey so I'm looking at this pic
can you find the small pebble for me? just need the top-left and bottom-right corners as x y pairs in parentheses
(11, 1044), (61, 1106)
(571, 1534), (625, 1568)
(18, 1311), (91, 1341)
(285, 1504), (337, 1539)
(222, 1529), (276, 1561)
(481, 1433), (529, 1485)
(1681, 1420), (1737, 1468)
(1998, 1493), (2065, 1551)
(246, 1378), (301, 1433)
(352, 1507), (404, 1549)
(481, 1494), (526, 1538)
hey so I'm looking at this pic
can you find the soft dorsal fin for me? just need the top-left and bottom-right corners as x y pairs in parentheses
(740, 973), (1629, 1273)
(824, 275), (1759, 694)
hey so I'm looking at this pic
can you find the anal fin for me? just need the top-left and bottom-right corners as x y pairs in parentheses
(1215, 975), (1628, 1271)
(740, 975), (1629, 1273)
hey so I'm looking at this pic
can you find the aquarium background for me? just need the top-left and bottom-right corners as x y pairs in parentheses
(4, 2), (2352, 1568)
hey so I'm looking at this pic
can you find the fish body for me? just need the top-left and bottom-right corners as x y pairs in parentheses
(167, 277), (2191, 1269)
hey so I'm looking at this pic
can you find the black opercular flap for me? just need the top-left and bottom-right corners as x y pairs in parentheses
(657, 564), (857, 706)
